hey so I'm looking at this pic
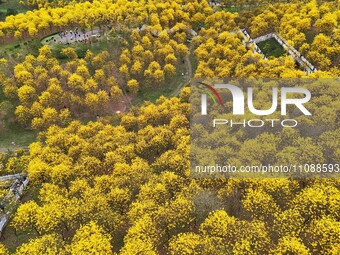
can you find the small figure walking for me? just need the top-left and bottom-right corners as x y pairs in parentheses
(0, 203), (5, 212)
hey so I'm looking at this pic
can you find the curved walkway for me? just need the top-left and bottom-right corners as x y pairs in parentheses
(239, 29), (317, 74)
(0, 174), (28, 237)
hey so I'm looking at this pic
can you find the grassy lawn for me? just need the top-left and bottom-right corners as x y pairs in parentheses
(189, 49), (198, 75)
(257, 38), (286, 58)
(305, 28), (317, 45)
(1, 226), (38, 253)
(225, 6), (239, 13)
(0, 0), (32, 21)
(0, 39), (43, 59)
(132, 61), (188, 105)
(0, 124), (36, 152)
(0, 185), (41, 253)
(0, 87), (36, 152)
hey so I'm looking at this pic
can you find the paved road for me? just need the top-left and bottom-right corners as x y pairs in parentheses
(43, 29), (101, 45)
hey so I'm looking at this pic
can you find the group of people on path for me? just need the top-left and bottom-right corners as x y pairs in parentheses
(45, 27), (100, 45)
(0, 175), (27, 213)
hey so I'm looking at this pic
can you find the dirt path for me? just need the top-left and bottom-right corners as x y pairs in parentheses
(170, 46), (194, 97)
